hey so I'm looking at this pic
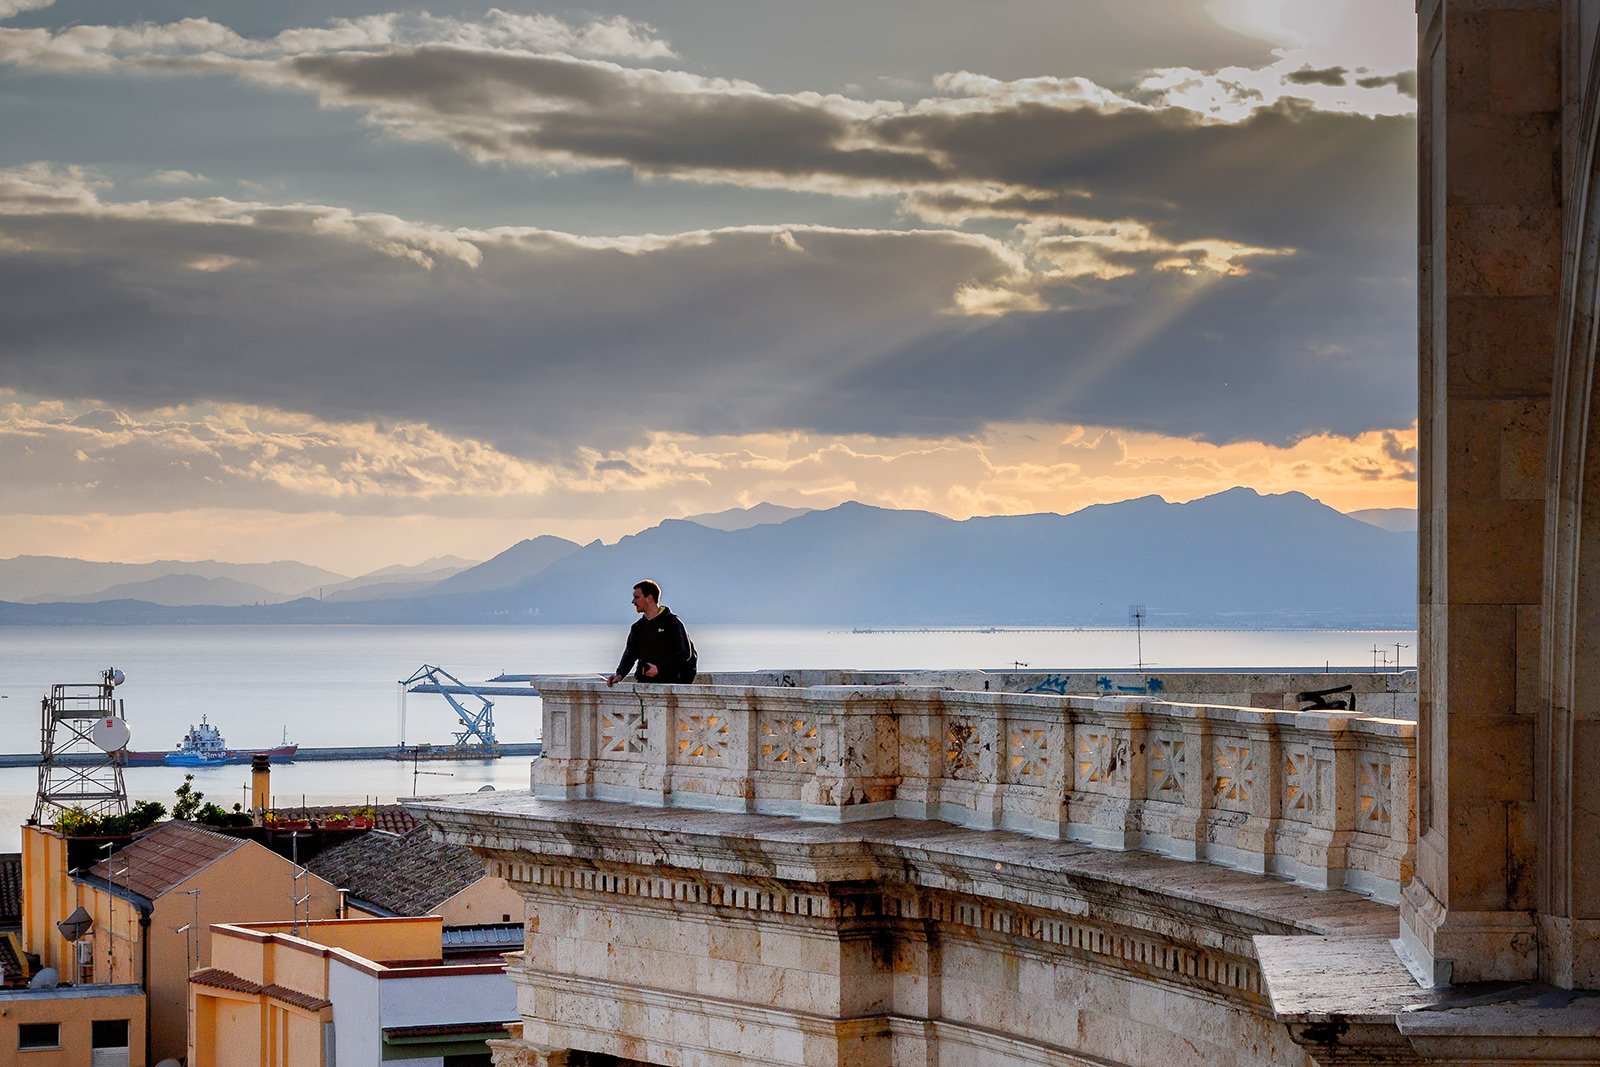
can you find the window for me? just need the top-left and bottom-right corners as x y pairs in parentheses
(92, 1019), (130, 1049)
(18, 1022), (60, 1050)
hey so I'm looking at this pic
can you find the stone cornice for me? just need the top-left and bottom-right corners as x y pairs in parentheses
(410, 793), (1396, 951)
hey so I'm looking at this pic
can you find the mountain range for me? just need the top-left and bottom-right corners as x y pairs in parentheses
(0, 492), (1417, 627)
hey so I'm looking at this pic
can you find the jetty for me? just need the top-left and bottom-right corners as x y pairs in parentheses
(0, 742), (541, 770)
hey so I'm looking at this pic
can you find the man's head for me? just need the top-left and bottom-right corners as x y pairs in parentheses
(631, 580), (661, 614)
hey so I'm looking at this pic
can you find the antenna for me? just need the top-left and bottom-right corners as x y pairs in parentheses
(34, 668), (130, 825)
(1129, 605), (1147, 674)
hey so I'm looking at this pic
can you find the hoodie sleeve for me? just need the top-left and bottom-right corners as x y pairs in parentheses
(615, 622), (640, 678)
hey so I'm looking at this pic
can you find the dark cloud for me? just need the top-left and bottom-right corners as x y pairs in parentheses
(0, 23), (1417, 454)
(0, 164), (1413, 451)
(1356, 70), (1417, 97)
(1285, 65), (1348, 86)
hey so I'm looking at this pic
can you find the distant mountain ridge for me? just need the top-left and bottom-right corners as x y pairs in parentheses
(0, 489), (1417, 627)
(55, 573), (279, 607)
(0, 555), (347, 602)
(682, 503), (811, 531)
(1348, 507), (1418, 532)
(418, 536), (581, 596)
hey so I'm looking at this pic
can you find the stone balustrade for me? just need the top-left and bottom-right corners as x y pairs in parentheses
(531, 678), (1415, 903)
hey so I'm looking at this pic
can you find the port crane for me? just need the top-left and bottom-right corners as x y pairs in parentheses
(399, 664), (498, 748)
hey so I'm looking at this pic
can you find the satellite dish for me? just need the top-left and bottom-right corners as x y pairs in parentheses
(477, 784), (496, 792)
(108, 668), (126, 687)
(28, 967), (59, 989)
(91, 717), (130, 753)
(57, 905), (93, 942)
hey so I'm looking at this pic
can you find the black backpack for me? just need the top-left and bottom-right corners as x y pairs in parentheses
(680, 638), (698, 683)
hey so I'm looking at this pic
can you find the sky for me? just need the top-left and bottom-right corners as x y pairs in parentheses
(0, 0), (1419, 574)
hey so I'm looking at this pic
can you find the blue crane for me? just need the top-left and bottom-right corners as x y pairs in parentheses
(399, 664), (498, 747)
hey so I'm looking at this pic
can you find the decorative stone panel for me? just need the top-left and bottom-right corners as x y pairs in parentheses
(758, 714), (819, 767)
(677, 714), (731, 761)
(1213, 740), (1255, 810)
(1148, 735), (1187, 796)
(600, 707), (648, 757)
(1075, 728), (1128, 789)
(1006, 726), (1050, 781)
(944, 718), (982, 780)
(1284, 746), (1317, 816)
(1358, 759), (1392, 830)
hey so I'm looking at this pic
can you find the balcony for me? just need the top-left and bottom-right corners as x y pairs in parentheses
(531, 675), (1415, 903)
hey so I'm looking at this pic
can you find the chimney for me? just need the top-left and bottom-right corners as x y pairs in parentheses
(251, 754), (270, 825)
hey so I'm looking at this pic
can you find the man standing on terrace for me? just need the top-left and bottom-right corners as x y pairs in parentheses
(606, 579), (696, 686)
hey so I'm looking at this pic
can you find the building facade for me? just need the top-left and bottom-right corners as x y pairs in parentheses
(190, 916), (516, 1066)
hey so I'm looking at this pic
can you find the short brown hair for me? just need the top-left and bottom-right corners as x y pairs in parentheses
(633, 580), (661, 601)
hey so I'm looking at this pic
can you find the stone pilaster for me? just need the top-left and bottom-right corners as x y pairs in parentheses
(1403, 0), (1560, 985)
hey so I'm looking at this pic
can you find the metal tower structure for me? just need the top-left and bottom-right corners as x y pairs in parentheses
(33, 667), (130, 824)
(399, 664), (498, 748)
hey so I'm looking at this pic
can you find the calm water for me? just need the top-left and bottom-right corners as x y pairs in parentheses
(0, 624), (1414, 850)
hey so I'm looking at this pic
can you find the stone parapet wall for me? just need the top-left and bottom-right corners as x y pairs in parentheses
(533, 678), (1416, 902)
(695, 668), (1418, 720)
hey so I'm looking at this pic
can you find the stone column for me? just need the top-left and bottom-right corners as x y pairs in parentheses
(1402, 0), (1560, 984)
(1539, 0), (1600, 992)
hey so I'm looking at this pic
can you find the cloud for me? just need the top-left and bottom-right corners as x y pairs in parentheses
(1285, 65), (1347, 86)
(0, 161), (1413, 447)
(0, 11), (1415, 450)
(1356, 70), (1417, 97)
(146, 169), (209, 185)
(0, 0), (50, 18)
(0, 396), (560, 515)
(0, 165), (1095, 449)
(0, 393), (1417, 536)
(0, 9), (673, 71)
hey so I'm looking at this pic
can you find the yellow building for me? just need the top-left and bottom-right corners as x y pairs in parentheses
(21, 822), (342, 1064)
(0, 984), (145, 1066)
(191, 917), (515, 1066)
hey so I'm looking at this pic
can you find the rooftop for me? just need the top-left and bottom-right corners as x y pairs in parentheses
(85, 820), (245, 901)
(304, 825), (485, 916)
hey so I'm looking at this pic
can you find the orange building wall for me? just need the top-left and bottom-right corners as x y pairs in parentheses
(437, 875), (523, 927)
(0, 988), (146, 1067)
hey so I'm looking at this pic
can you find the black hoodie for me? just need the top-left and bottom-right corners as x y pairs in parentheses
(614, 606), (693, 682)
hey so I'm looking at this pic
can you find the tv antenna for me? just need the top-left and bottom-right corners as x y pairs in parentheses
(33, 667), (131, 825)
(1129, 605), (1147, 674)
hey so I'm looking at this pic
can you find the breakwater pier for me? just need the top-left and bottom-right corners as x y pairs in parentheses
(0, 742), (541, 769)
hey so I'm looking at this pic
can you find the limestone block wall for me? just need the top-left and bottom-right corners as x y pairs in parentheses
(532, 679), (1416, 902)
(408, 796), (1373, 1067)
(496, 887), (1310, 1067)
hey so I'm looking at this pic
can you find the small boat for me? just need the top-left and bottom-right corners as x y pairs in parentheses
(125, 718), (297, 766)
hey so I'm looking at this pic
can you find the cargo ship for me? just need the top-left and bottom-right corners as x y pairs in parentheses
(125, 717), (297, 766)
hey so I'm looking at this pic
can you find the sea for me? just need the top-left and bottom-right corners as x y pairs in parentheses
(0, 624), (1415, 851)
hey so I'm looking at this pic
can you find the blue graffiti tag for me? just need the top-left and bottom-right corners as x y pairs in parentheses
(1024, 674), (1073, 695)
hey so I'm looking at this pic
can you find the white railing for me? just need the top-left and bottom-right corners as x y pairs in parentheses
(531, 679), (1415, 903)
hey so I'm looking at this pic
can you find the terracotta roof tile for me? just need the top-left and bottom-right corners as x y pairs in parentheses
(87, 822), (245, 901)
(190, 967), (261, 995)
(263, 984), (331, 1012)
(0, 854), (20, 924)
(304, 826), (484, 916)
(0, 934), (25, 984)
